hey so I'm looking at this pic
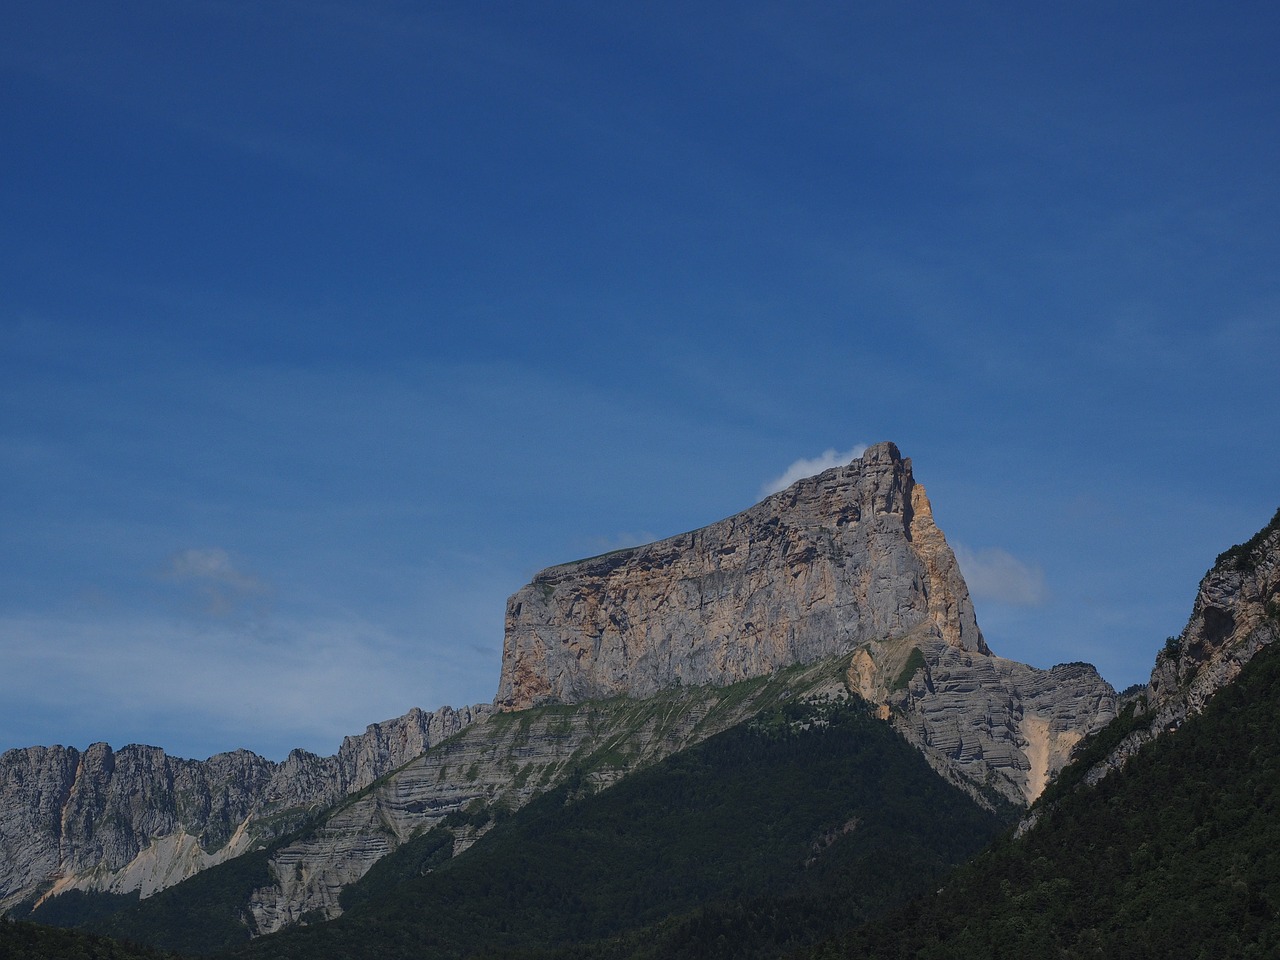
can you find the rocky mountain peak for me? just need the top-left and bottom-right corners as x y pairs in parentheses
(495, 442), (987, 712)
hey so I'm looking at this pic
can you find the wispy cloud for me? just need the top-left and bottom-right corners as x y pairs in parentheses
(760, 444), (869, 498)
(0, 608), (491, 760)
(953, 544), (1048, 607)
(160, 548), (273, 619)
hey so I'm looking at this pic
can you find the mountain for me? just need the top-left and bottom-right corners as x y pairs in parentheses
(33, 659), (882, 948)
(498, 442), (1116, 808)
(496, 440), (985, 710)
(1029, 506), (1280, 805)
(2, 442), (1116, 944)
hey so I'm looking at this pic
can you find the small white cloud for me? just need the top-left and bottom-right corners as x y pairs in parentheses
(160, 547), (272, 618)
(760, 444), (869, 498)
(953, 544), (1049, 607)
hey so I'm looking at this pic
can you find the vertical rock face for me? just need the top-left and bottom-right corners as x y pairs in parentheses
(496, 442), (987, 711)
(495, 441), (1118, 807)
(0, 703), (490, 911)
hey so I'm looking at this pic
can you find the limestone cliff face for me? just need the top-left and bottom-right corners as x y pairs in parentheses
(0, 704), (490, 911)
(880, 637), (1116, 805)
(494, 441), (1116, 807)
(497, 442), (987, 711)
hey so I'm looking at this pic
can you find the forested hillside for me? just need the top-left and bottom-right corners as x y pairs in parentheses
(0, 914), (177, 960)
(224, 697), (1009, 960)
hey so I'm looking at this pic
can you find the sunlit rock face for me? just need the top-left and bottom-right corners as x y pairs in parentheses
(497, 441), (987, 711)
(496, 441), (1118, 807)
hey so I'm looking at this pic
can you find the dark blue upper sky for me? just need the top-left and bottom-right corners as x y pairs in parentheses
(3, 1), (1278, 760)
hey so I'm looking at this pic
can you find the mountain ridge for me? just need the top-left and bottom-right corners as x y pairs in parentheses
(814, 510), (1280, 959)
(1033, 506), (1280, 803)
(0, 703), (490, 913)
(2, 441), (1116, 935)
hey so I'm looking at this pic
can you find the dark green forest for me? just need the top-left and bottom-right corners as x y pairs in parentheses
(0, 913), (177, 960)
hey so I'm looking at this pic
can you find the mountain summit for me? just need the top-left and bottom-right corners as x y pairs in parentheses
(498, 441), (986, 710)
(496, 442), (1114, 807)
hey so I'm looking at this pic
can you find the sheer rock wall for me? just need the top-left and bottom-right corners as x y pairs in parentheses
(497, 442), (986, 710)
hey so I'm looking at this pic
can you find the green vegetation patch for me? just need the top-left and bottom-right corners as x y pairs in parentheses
(891, 647), (927, 691)
(52, 848), (277, 955)
(1213, 506), (1280, 574)
(0, 914), (178, 960)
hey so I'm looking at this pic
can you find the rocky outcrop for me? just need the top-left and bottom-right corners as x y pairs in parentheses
(497, 442), (986, 711)
(1147, 509), (1280, 727)
(1071, 509), (1280, 792)
(837, 632), (1115, 806)
(0, 704), (489, 911)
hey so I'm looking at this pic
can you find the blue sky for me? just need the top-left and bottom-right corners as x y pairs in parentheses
(2, 2), (1277, 761)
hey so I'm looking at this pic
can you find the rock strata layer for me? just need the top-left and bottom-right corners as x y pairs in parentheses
(0, 704), (489, 911)
(497, 442), (987, 710)
(884, 637), (1115, 805)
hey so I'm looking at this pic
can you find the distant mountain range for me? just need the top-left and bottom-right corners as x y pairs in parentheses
(3, 446), (1275, 958)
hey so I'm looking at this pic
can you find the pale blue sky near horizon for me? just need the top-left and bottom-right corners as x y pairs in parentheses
(2, 2), (1278, 761)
